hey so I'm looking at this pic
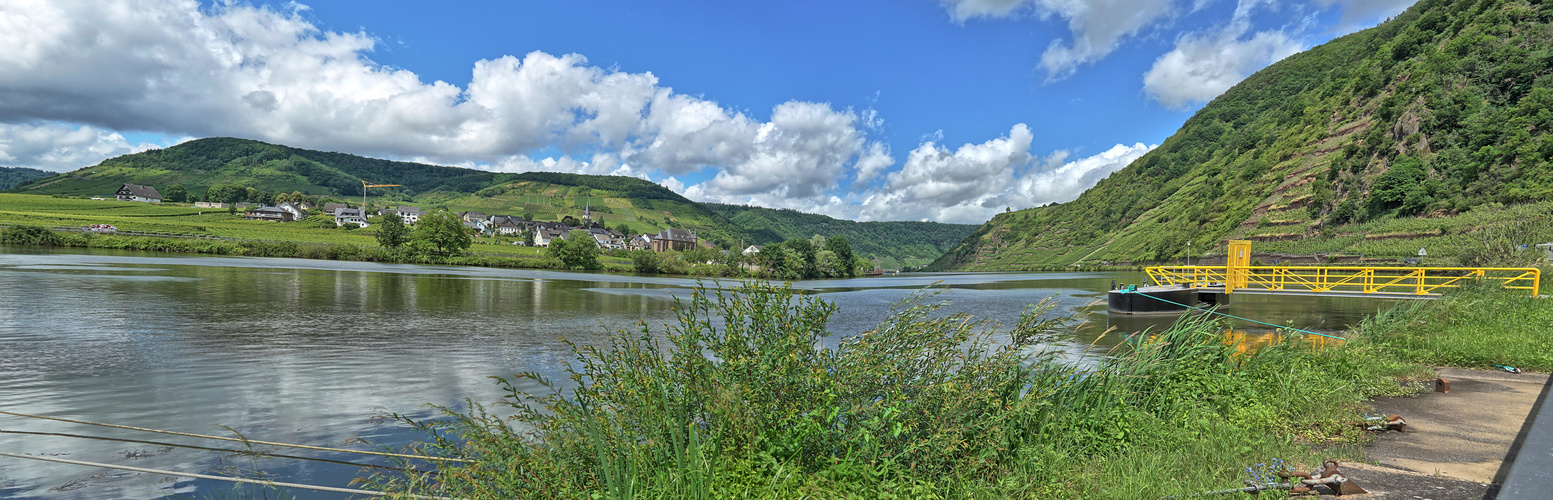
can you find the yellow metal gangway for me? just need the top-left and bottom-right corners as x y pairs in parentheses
(1146, 265), (1541, 298)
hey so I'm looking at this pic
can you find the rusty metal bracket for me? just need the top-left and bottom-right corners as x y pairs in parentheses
(1363, 414), (1408, 432)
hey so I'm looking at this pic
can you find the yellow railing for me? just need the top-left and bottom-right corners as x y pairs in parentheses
(1147, 265), (1542, 297)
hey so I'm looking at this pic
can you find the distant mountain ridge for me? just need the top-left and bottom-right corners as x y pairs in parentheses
(930, 0), (1553, 270)
(6, 138), (978, 261)
(704, 203), (979, 269)
(0, 167), (49, 191)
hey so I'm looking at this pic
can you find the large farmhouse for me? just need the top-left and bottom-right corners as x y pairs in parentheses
(115, 183), (162, 203)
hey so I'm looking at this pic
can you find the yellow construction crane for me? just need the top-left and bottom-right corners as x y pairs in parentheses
(361, 180), (402, 211)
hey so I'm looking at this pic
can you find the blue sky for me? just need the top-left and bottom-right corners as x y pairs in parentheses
(0, 0), (1417, 223)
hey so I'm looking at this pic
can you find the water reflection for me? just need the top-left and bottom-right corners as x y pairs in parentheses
(0, 248), (1404, 499)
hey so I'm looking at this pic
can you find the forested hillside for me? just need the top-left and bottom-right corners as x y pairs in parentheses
(705, 203), (978, 269)
(931, 0), (1553, 270)
(7, 138), (751, 246)
(0, 167), (49, 191)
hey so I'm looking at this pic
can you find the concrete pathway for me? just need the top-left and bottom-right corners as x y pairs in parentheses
(1336, 367), (1551, 499)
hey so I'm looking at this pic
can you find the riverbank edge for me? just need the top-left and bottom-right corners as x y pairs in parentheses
(0, 225), (1141, 277)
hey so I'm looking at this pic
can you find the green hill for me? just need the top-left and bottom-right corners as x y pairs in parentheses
(704, 203), (979, 269)
(8, 137), (750, 246)
(930, 0), (1553, 271)
(0, 167), (50, 191)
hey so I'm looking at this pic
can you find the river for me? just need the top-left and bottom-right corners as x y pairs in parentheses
(0, 248), (1403, 499)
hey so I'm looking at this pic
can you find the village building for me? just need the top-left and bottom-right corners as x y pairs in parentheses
(742, 245), (763, 256)
(277, 202), (308, 221)
(244, 206), (294, 222)
(629, 234), (654, 251)
(193, 202), (228, 209)
(115, 183), (162, 203)
(460, 211), (487, 223)
(650, 228), (697, 252)
(334, 207), (368, 227)
(395, 206), (422, 224)
(587, 228), (626, 250)
(532, 227), (568, 247)
(489, 215), (524, 236)
(322, 203), (350, 214)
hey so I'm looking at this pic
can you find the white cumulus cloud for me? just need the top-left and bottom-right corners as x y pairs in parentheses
(940, 0), (1180, 81)
(0, 123), (168, 172)
(1142, 0), (1305, 109)
(855, 124), (1154, 223)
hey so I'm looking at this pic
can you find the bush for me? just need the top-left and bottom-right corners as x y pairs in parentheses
(0, 225), (61, 246)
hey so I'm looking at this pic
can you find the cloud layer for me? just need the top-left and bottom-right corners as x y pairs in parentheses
(857, 124), (1154, 223)
(0, 0), (1167, 224)
(942, 0), (1179, 81)
(1142, 0), (1305, 109)
(0, 123), (166, 171)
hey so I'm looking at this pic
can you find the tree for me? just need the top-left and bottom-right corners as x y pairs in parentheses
(376, 212), (411, 249)
(413, 210), (472, 255)
(548, 230), (601, 269)
(824, 236), (856, 277)
(630, 249), (661, 273)
(207, 183), (248, 205)
(164, 184), (188, 203)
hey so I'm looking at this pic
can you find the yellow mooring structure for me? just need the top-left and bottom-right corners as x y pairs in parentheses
(1146, 240), (1542, 298)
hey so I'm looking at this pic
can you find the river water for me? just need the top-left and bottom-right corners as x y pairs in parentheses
(0, 248), (1403, 499)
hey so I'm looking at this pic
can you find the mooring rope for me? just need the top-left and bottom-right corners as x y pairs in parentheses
(0, 452), (454, 499)
(0, 429), (434, 474)
(0, 411), (467, 463)
(1118, 288), (1348, 341)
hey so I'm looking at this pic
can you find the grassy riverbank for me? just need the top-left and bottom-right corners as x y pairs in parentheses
(361, 281), (1553, 499)
(1364, 284), (1553, 373)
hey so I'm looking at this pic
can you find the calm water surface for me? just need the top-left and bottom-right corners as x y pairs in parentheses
(0, 247), (1403, 498)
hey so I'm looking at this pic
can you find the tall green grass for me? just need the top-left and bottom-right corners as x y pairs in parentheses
(1363, 280), (1553, 372)
(375, 282), (1422, 499)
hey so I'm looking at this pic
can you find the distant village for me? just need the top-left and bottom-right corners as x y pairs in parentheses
(111, 182), (717, 253)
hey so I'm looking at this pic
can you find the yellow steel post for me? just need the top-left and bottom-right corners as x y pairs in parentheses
(1226, 240), (1251, 293)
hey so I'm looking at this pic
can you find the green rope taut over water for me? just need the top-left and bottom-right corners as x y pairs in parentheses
(1117, 288), (1349, 341)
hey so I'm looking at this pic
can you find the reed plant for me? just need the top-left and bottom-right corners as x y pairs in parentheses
(374, 282), (1422, 499)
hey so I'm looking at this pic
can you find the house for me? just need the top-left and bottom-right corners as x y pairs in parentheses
(1538, 243), (1553, 261)
(293, 200), (315, 211)
(460, 211), (488, 223)
(533, 227), (568, 247)
(629, 234), (654, 251)
(490, 216), (524, 236)
(395, 206), (422, 224)
(244, 206), (294, 222)
(115, 183), (162, 203)
(322, 203), (350, 214)
(650, 228), (697, 252)
(277, 202), (308, 221)
(742, 245), (763, 256)
(235, 202), (257, 210)
(194, 202), (228, 209)
(588, 228), (626, 250)
(334, 207), (368, 227)
(463, 219), (491, 235)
